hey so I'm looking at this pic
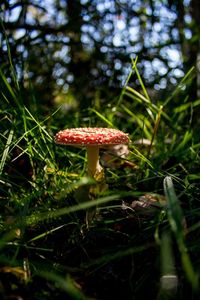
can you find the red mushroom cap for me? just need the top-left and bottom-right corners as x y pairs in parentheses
(54, 128), (130, 146)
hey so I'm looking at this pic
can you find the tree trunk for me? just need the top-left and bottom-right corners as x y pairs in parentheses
(190, 0), (200, 99)
(67, 0), (91, 109)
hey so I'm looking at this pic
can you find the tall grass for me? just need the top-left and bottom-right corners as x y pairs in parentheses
(0, 51), (200, 299)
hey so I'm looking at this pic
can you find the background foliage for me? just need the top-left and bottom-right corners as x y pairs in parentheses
(1, 0), (200, 112)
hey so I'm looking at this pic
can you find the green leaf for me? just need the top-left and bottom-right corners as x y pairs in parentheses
(0, 128), (14, 175)
(163, 176), (199, 290)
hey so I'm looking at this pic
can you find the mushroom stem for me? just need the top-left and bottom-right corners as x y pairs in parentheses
(86, 146), (102, 177)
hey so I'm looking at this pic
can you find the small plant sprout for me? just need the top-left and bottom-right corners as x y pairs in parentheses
(54, 127), (130, 179)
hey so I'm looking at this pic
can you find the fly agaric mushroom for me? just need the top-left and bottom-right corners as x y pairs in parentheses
(54, 128), (130, 178)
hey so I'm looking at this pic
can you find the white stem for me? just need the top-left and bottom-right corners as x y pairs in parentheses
(86, 146), (102, 177)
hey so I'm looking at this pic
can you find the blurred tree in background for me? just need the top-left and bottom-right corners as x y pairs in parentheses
(0, 0), (200, 112)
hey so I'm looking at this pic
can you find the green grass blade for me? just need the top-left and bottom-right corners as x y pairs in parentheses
(82, 242), (154, 269)
(135, 63), (151, 102)
(0, 19), (20, 91)
(90, 108), (114, 127)
(160, 232), (177, 276)
(163, 176), (199, 290)
(121, 104), (153, 139)
(117, 56), (138, 106)
(158, 232), (178, 299)
(0, 69), (18, 104)
(28, 225), (66, 242)
(130, 146), (154, 168)
(24, 106), (52, 140)
(164, 176), (185, 236)
(147, 105), (163, 158)
(174, 99), (200, 113)
(25, 194), (120, 226)
(38, 272), (89, 300)
(0, 128), (14, 175)
(175, 130), (193, 153)
(125, 86), (151, 105)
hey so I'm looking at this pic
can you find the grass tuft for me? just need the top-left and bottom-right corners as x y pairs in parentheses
(0, 55), (199, 299)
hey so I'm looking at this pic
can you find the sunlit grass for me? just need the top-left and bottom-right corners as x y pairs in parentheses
(0, 56), (200, 299)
